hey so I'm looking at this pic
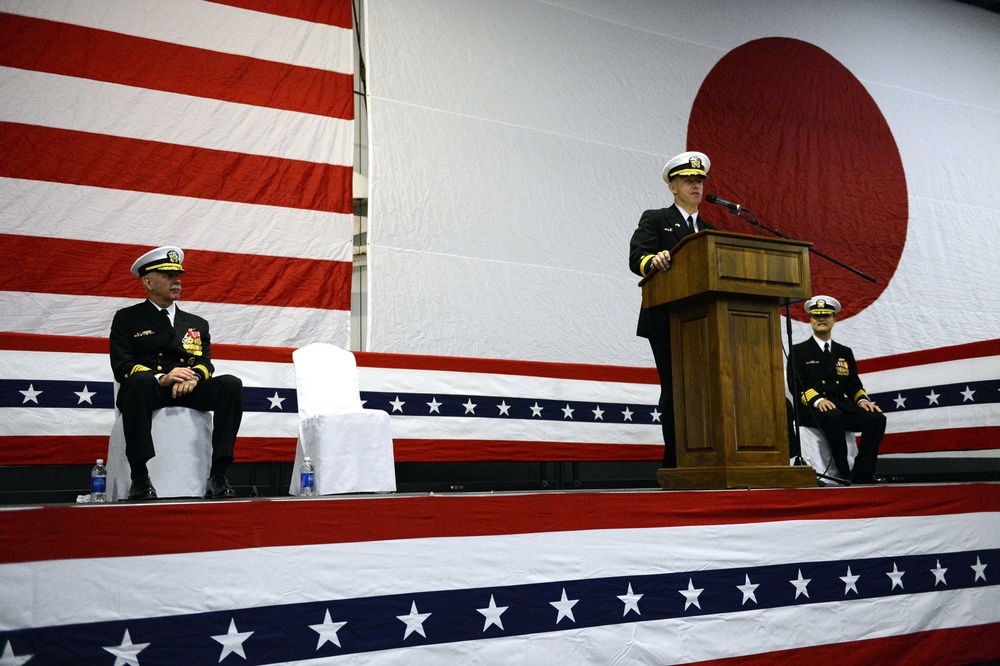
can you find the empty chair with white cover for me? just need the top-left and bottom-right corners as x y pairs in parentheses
(289, 343), (396, 495)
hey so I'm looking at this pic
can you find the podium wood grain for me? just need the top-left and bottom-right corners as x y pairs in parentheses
(641, 231), (817, 489)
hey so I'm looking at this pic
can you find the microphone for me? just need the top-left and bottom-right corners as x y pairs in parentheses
(705, 194), (742, 212)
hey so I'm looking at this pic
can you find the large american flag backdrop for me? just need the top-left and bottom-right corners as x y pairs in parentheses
(1, 485), (999, 664)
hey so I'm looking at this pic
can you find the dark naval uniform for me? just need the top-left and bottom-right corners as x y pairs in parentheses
(629, 204), (715, 467)
(110, 299), (243, 478)
(788, 337), (885, 482)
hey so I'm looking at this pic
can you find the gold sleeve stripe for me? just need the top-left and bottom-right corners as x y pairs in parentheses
(854, 389), (869, 403)
(640, 255), (655, 276)
(126, 364), (151, 378)
(194, 365), (211, 380)
(801, 389), (819, 406)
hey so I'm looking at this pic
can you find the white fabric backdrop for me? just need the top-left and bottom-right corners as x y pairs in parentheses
(364, 0), (1000, 366)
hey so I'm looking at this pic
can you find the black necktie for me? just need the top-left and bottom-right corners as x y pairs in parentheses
(823, 342), (830, 356)
(687, 215), (695, 233)
(160, 308), (172, 330)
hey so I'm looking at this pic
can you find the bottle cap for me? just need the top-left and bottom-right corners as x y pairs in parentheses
(97, 458), (104, 465)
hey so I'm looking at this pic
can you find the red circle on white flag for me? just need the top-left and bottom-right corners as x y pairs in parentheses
(688, 37), (907, 322)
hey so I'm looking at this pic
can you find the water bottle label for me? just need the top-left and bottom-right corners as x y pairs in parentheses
(92, 477), (106, 493)
(301, 471), (314, 489)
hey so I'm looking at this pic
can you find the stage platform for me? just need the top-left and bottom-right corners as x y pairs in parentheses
(2, 483), (999, 665)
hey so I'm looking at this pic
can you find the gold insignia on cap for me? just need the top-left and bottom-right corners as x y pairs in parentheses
(168, 250), (180, 264)
(690, 157), (702, 169)
(816, 299), (826, 309)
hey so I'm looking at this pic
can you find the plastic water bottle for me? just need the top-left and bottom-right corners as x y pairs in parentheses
(91, 458), (107, 503)
(300, 457), (314, 497)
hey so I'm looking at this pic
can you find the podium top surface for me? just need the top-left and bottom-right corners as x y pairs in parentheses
(641, 230), (811, 308)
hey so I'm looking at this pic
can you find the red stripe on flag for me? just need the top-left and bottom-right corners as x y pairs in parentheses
(882, 427), (1000, 454)
(1, 235), (352, 310)
(2, 483), (998, 563)
(0, 13), (352, 119)
(0, 123), (353, 214)
(206, 0), (354, 29)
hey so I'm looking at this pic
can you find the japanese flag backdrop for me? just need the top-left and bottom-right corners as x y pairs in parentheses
(364, 0), (1000, 457)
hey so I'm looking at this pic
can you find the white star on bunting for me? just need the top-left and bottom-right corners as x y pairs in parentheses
(961, 386), (976, 402)
(19, 384), (42, 404)
(267, 391), (285, 410)
(893, 394), (906, 409)
(462, 399), (477, 414)
(790, 569), (811, 599)
(497, 400), (511, 416)
(103, 629), (150, 666)
(622, 406), (634, 421)
(592, 405), (605, 420)
(212, 619), (254, 661)
(679, 578), (703, 610)
(390, 396), (406, 413)
(561, 404), (575, 419)
(841, 566), (860, 594)
(426, 397), (442, 413)
(310, 609), (347, 649)
(550, 588), (578, 624)
(972, 556), (988, 582)
(618, 583), (642, 616)
(651, 408), (661, 423)
(398, 601), (431, 639)
(926, 389), (940, 405)
(887, 562), (905, 590)
(530, 402), (543, 417)
(931, 559), (948, 586)
(737, 574), (759, 605)
(477, 594), (508, 631)
(75, 385), (96, 404)
(0, 641), (33, 666)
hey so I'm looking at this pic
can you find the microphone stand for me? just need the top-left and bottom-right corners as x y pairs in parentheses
(716, 205), (876, 486)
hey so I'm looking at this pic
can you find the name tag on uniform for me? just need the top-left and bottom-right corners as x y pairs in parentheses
(133, 330), (155, 337)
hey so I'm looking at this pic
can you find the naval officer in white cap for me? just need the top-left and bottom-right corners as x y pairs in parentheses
(109, 246), (243, 500)
(628, 151), (717, 468)
(788, 295), (885, 483)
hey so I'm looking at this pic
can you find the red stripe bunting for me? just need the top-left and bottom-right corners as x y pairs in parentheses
(2, 483), (997, 563)
(1, 235), (352, 310)
(857, 337), (1000, 373)
(881, 427), (1000, 454)
(0, 13), (352, 119)
(0, 123), (353, 214)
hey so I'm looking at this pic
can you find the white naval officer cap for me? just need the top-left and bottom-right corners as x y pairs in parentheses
(804, 295), (841, 316)
(662, 151), (710, 183)
(130, 246), (186, 276)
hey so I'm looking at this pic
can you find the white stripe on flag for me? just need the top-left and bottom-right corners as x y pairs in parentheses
(1, 293), (351, 348)
(1, 0), (354, 72)
(0, 178), (353, 261)
(0, 67), (353, 165)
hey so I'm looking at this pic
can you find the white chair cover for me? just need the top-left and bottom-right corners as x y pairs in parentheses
(799, 426), (858, 481)
(288, 343), (396, 495)
(106, 406), (213, 500)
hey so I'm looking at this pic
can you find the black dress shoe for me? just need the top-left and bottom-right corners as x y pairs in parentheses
(205, 474), (236, 499)
(128, 475), (158, 501)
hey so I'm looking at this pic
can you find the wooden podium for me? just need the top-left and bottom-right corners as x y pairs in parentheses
(640, 230), (817, 489)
